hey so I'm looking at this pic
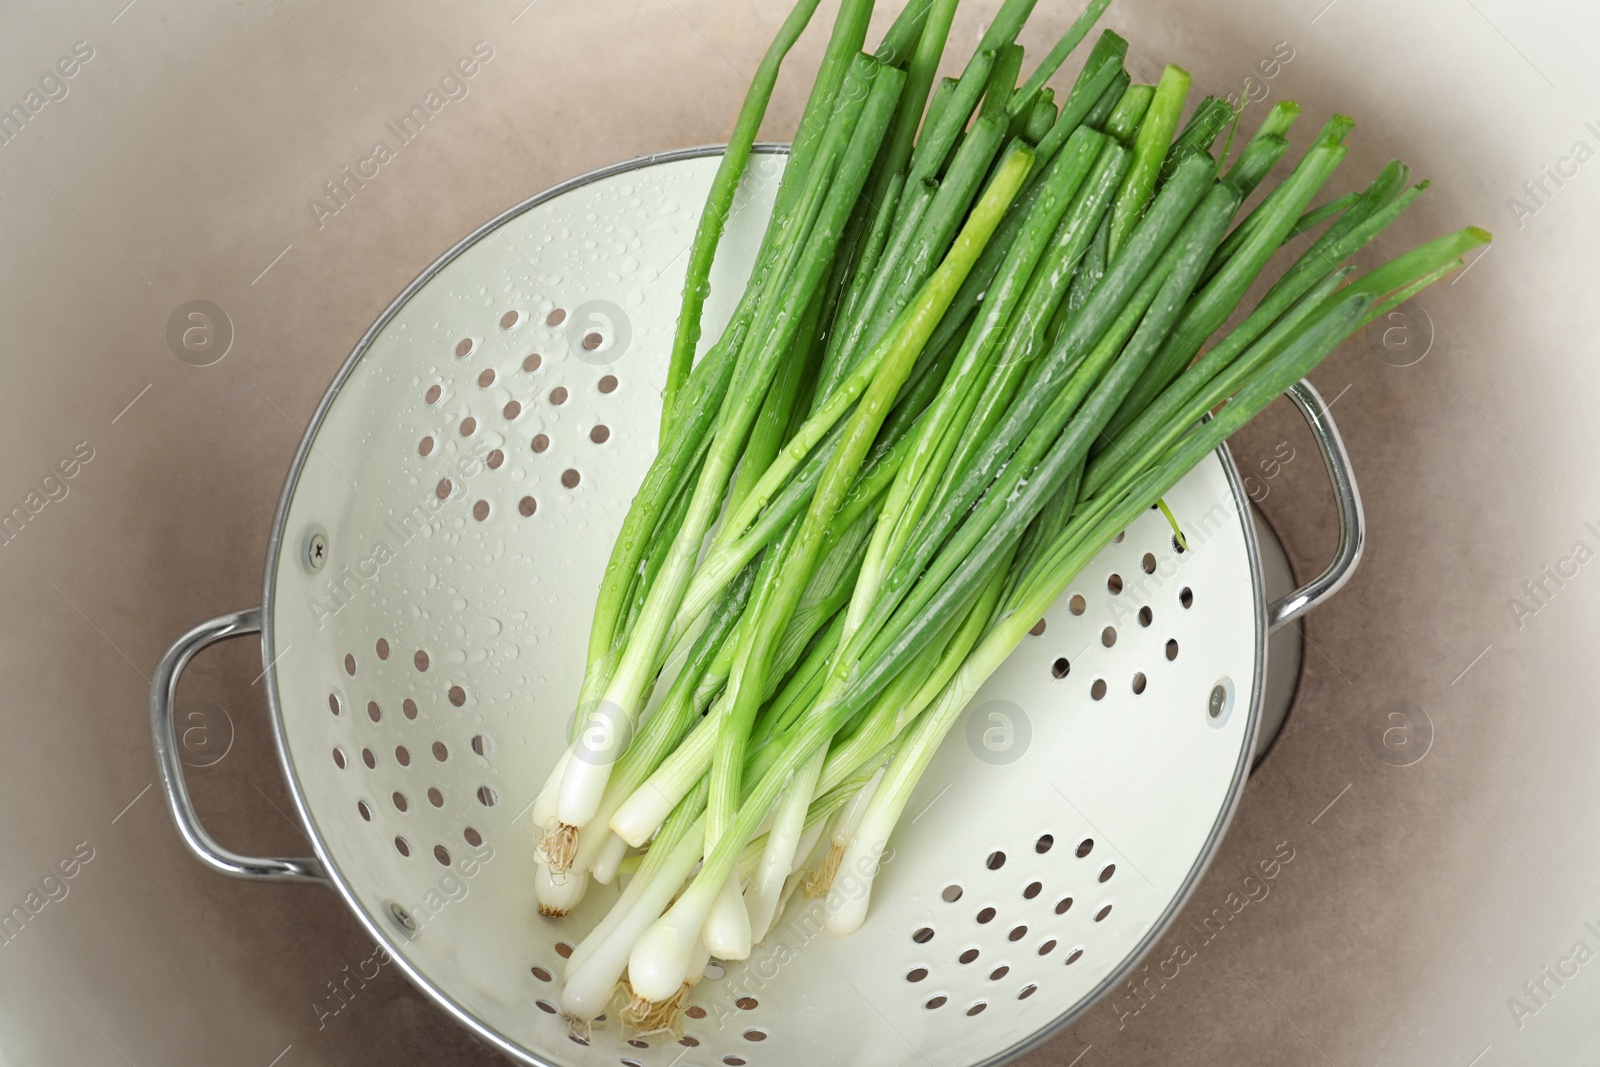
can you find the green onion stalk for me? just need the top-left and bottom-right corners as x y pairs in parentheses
(625, 146), (1034, 1004)
(825, 231), (1485, 928)
(657, 0), (827, 442)
(524, 0), (1490, 1035)
(823, 310), (1372, 931)
(560, 0), (880, 803)
(545, 52), (904, 869)
(694, 146), (1036, 959)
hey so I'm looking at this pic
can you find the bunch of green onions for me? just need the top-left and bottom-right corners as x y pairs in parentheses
(526, 0), (1487, 1032)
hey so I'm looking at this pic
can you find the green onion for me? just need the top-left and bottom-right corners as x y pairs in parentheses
(1084, 68), (1132, 130)
(1011, 0), (1115, 112)
(1103, 125), (1352, 443)
(1024, 94), (1058, 141)
(533, 0), (1489, 1030)
(1108, 64), (1191, 259)
(551, 52), (899, 849)
(1103, 82), (1154, 143)
(658, 0), (825, 442)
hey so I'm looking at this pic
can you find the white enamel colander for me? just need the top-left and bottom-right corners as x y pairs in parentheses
(150, 145), (1362, 1067)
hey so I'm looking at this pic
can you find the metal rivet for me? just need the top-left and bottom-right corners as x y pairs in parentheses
(1208, 685), (1227, 718)
(389, 901), (417, 932)
(304, 527), (329, 573)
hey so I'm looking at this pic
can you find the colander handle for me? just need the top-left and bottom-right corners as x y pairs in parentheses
(1265, 379), (1366, 632)
(150, 607), (329, 885)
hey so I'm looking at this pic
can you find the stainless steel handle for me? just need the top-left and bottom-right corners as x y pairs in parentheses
(1266, 379), (1366, 632)
(150, 607), (328, 884)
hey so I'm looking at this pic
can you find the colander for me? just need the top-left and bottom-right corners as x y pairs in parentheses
(149, 145), (1363, 1067)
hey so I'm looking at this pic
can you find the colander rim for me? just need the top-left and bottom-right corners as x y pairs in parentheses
(258, 142), (1267, 1067)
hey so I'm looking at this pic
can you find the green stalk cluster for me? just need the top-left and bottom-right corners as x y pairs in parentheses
(536, 0), (1488, 1030)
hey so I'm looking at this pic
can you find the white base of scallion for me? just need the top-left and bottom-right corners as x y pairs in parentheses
(687, 935), (712, 988)
(621, 931), (706, 1036)
(611, 704), (721, 846)
(827, 662), (988, 933)
(703, 869), (753, 960)
(808, 765), (886, 898)
(560, 824), (703, 1022)
(830, 764), (884, 849)
(778, 820), (828, 923)
(568, 766), (642, 878)
(556, 741), (618, 829)
(591, 831), (628, 884)
(627, 884), (718, 1004)
(822, 831), (887, 934)
(745, 748), (825, 943)
(530, 750), (572, 865)
(535, 863), (589, 918)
